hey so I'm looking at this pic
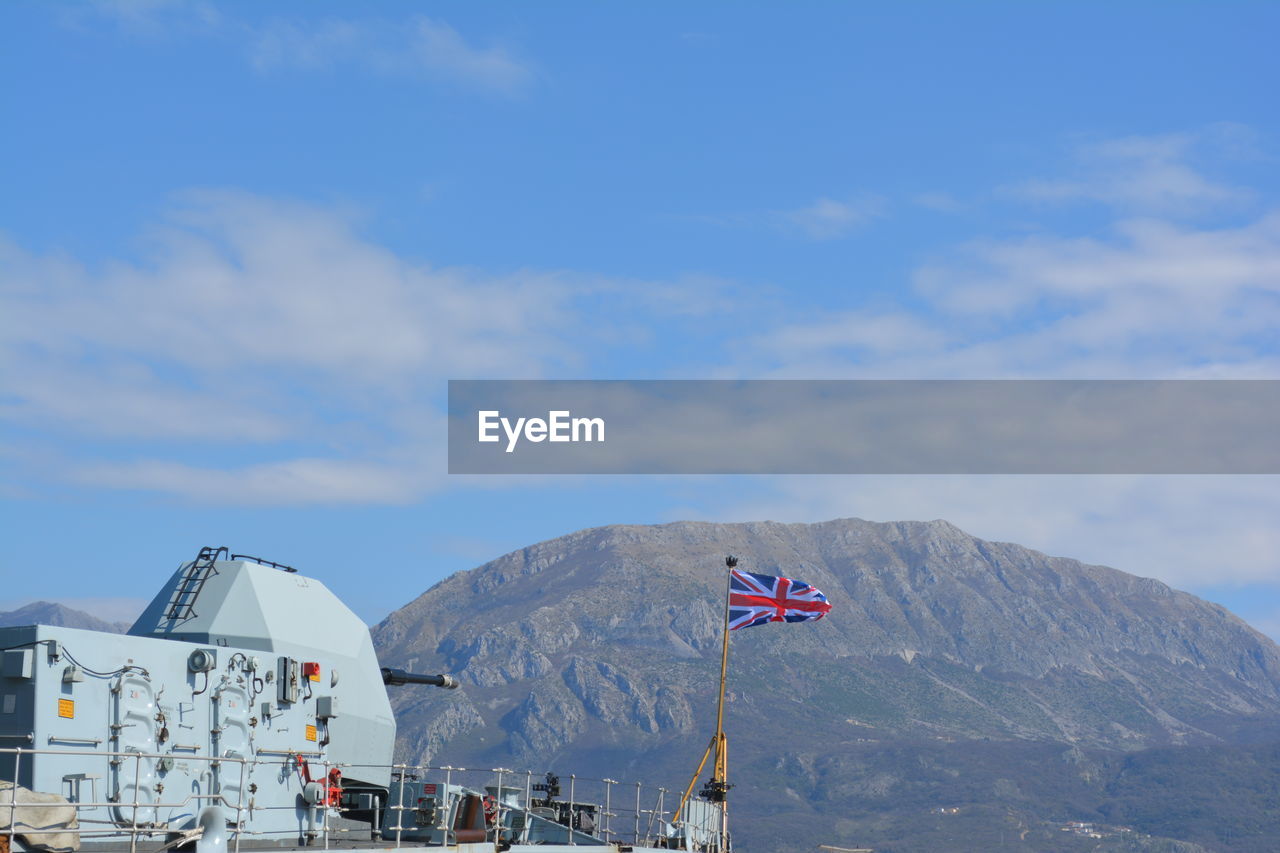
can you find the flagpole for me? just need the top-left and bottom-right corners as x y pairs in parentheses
(710, 555), (735, 850)
(711, 555), (733, 794)
(674, 555), (737, 847)
(675, 555), (737, 845)
(674, 559), (830, 852)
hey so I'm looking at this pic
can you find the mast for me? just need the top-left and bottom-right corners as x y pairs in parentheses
(675, 555), (736, 851)
(710, 555), (733, 801)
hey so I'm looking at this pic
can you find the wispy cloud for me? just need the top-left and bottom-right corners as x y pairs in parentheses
(699, 475), (1280, 594)
(249, 16), (533, 93)
(58, 6), (533, 94)
(741, 215), (1280, 379)
(693, 195), (885, 241)
(756, 311), (950, 359)
(0, 192), (738, 504)
(4, 192), (577, 388)
(1008, 125), (1256, 215)
(74, 457), (432, 506)
(913, 192), (966, 214)
(7, 127), (1277, 545)
(701, 129), (1280, 595)
(0, 193), (579, 502)
(903, 213), (1280, 378)
(921, 214), (1280, 315)
(777, 196), (885, 240)
(66, 0), (221, 36)
(735, 133), (1280, 380)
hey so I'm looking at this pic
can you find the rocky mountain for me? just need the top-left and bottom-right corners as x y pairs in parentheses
(0, 601), (129, 633)
(372, 519), (1280, 852)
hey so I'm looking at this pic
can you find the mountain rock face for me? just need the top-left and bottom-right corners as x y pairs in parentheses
(372, 519), (1280, 852)
(0, 601), (129, 633)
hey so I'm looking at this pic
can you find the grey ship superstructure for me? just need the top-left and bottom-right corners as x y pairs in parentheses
(1, 548), (728, 853)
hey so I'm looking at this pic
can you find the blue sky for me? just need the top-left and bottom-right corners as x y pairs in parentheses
(2, 1), (1278, 635)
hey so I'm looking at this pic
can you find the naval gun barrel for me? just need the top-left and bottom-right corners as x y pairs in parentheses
(380, 667), (460, 689)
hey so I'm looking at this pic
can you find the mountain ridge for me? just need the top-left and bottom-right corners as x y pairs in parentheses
(0, 601), (130, 634)
(372, 518), (1280, 851)
(376, 517), (1280, 698)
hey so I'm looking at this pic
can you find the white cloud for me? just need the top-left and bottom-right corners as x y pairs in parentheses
(756, 311), (950, 359)
(249, 16), (533, 93)
(66, 0), (221, 35)
(0, 193), (597, 502)
(778, 196), (885, 240)
(913, 192), (966, 213)
(4, 192), (578, 386)
(7, 129), (1277, 526)
(56, 6), (532, 94)
(0, 192), (747, 504)
(1009, 126), (1254, 215)
(1, 359), (289, 441)
(692, 196), (884, 241)
(74, 457), (432, 506)
(704, 131), (1280, 597)
(928, 214), (1280, 312)
(738, 209), (1280, 380)
(697, 475), (1280, 592)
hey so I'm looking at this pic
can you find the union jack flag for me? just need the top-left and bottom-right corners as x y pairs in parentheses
(728, 568), (832, 630)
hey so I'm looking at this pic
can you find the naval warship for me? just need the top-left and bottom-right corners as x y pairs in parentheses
(0, 548), (729, 853)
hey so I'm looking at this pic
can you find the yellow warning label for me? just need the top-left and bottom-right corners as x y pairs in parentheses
(305, 724), (317, 742)
(58, 699), (75, 719)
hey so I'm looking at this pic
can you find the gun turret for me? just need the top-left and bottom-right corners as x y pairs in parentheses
(380, 667), (460, 689)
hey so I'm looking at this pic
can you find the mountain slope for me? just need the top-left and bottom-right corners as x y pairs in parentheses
(0, 601), (129, 633)
(372, 518), (1280, 851)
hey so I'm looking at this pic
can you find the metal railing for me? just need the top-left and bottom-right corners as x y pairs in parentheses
(2, 746), (729, 851)
(4, 745), (249, 853)
(367, 762), (685, 848)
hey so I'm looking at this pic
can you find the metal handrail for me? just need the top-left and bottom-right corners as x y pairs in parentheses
(2, 746), (729, 850)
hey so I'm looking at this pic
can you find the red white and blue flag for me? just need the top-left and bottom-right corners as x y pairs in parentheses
(728, 568), (832, 630)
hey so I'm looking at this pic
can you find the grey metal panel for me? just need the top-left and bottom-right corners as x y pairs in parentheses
(211, 679), (252, 812)
(110, 669), (158, 825)
(130, 561), (394, 788)
(4, 622), (341, 839)
(3, 649), (34, 679)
